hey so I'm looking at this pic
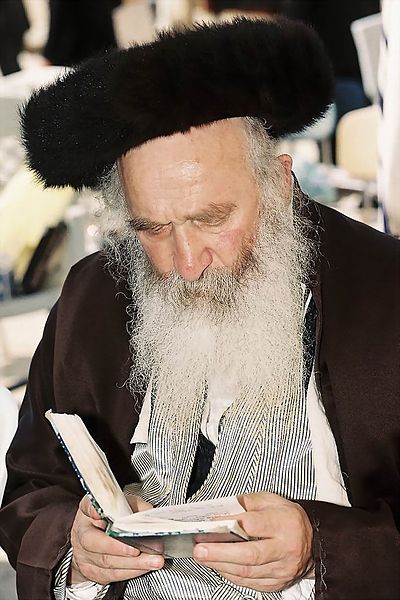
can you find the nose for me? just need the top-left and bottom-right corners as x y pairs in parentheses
(172, 228), (212, 281)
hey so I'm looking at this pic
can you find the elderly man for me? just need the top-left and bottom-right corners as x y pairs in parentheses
(0, 17), (399, 600)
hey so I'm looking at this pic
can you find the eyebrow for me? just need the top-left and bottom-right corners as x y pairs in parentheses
(127, 216), (163, 231)
(127, 202), (237, 231)
(193, 202), (237, 223)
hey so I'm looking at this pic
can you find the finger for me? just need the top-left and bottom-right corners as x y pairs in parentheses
(193, 538), (280, 566)
(83, 549), (164, 572)
(91, 519), (107, 531)
(238, 492), (287, 512)
(236, 510), (278, 538)
(233, 505), (304, 540)
(126, 495), (153, 512)
(195, 558), (284, 580)
(79, 526), (142, 558)
(79, 495), (104, 521)
(77, 562), (164, 586)
(239, 503), (313, 544)
(219, 571), (288, 593)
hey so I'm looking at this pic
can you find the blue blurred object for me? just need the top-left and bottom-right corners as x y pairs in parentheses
(294, 159), (337, 205)
(0, 255), (12, 302)
(335, 78), (369, 121)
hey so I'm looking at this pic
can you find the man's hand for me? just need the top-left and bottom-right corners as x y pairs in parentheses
(193, 491), (314, 593)
(70, 495), (164, 586)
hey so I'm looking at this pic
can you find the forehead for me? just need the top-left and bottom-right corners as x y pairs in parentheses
(118, 118), (256, 218)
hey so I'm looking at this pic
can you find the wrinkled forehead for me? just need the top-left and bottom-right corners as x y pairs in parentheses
(118, 118), (253, 198)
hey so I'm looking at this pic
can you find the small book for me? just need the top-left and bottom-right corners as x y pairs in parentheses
(45, 410), (249, 558)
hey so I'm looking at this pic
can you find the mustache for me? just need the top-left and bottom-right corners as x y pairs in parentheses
(141, 233), (261, 311)
(152, 269), (242, 310)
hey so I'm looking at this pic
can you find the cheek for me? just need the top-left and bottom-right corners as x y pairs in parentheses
(214, 229), (246, 262)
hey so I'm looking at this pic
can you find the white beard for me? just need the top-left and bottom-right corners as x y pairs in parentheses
(116, 185), (315, 438)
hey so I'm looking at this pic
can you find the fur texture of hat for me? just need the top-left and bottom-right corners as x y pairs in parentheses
(21, 17), (334, 189)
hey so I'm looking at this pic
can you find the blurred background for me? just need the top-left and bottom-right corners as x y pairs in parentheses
(0, 1), (399, 596)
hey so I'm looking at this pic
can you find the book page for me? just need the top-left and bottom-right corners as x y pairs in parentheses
(111, 518), (243, 535)
(114, 496), (244, 530)
(45, 410), (132, 522)
(109, 498), (249, 558)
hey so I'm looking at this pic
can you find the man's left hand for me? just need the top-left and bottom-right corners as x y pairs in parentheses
(192, 492), (314, 593)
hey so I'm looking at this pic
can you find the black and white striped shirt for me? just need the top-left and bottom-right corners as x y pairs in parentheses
(55, 296), (349, 600)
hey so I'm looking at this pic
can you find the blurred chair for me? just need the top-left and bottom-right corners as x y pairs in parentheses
(0, 386), (18, 503)
(335, 105), (379, 204)
(351, 13), (382, 104)
(113, 1), (155, 46)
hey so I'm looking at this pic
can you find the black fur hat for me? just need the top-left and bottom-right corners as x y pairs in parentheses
(21, 17), (334, 189)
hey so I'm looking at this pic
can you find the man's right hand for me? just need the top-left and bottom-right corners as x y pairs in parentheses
(70, 495), (164, 586)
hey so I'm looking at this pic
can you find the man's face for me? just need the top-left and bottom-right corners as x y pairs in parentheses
(115, 121), (308, 429)
(119, 119), (272, 282)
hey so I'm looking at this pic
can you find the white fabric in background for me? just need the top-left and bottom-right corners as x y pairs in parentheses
(378, 0), (400, 235)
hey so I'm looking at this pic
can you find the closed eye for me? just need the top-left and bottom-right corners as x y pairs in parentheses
(145, 224), (169, 236)
(127, 217), (170, 233)
(195, 215), (229, 227)
(194, 203), (236, 227)
(126, 201), (236, 233)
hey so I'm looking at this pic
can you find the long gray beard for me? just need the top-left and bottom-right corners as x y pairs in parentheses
(104, 188), (315, 439)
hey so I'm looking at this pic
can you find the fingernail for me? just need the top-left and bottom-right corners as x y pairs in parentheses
(194, 546), (208, 559)
(148, 557), (163, 569)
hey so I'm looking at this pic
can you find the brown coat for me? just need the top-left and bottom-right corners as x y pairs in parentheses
(0, 197), (399, 600)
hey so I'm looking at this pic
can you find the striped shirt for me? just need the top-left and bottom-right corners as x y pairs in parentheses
(55, 295), (349, 600)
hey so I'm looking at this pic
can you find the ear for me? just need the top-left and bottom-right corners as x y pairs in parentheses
(277, 153), (293, 205)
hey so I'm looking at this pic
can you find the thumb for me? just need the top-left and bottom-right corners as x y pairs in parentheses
(238, 491), (285, 512)
(126, 494), (153, 513)
(79, 495), (104, 520)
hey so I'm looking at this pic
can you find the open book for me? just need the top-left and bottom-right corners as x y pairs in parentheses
(45, 410), (249, 558)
